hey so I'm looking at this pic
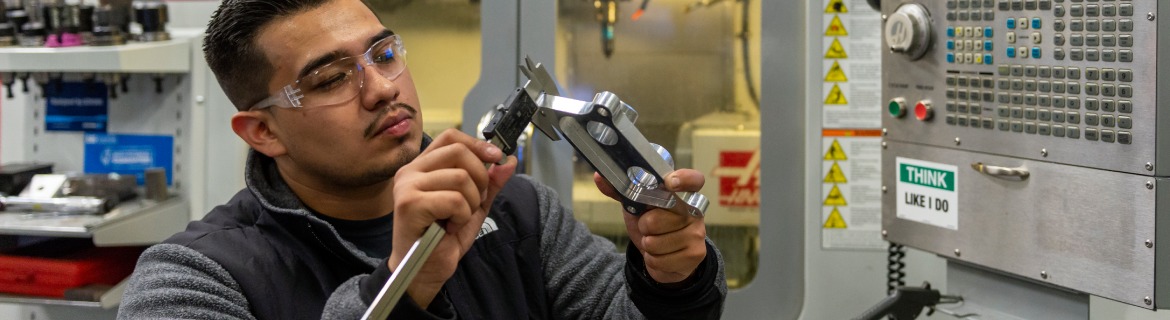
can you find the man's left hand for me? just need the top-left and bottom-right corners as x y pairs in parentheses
(593, 169), (708, 285)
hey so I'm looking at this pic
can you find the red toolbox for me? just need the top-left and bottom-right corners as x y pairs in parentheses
(0, 242), (143, 298)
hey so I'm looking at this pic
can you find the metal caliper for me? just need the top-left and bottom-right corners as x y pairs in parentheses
(362, 58), (710, 319)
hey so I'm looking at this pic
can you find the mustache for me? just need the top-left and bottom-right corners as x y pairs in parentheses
(364, 102), (418, 138)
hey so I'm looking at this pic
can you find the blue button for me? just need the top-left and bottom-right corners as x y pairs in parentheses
(1032, 47), (1042, 58)
(1032, 18), (1042, 29)
(1006, 47), (1016, 58)
(947, 40), (956, 50)
(947, 53), (956, 63)
(984, 27), (994, 38)
(984, 54), (993, 64)
(984, 40), (993, 51)
(947, 27), (956, 37)
(1007, 19), (1016, 29)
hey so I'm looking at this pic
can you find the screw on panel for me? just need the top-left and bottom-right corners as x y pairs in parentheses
(1146, 297), (1153, 305)
(882, 128), (888, 136)
(954, 249), (961, 257)
(882, 186), (888, 193)
(1148, 13), (1156, 21)
(1041, 149), (1048, 157)
(1148, 181), (1154, 190)
(1041, 271), (1048, 279)
(1147, 162), (1154, 171)
(1146, 240), (1153, 248)
(882, 230), (888, 238)
(881, 14), (888, 21)
(882, 142), (888, 149)
(954, 137), (961, 145)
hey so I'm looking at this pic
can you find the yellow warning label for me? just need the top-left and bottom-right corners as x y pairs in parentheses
(825, 15), (848, 36)
(823, 185), (848, 206)
(824, 207), (848, 228)
(825, 38), (848, 59)
(825, 0), (848, 13)
(824, 139), (848, 160)
(824, 161), (848, 183)
(824, 61), (849, 82)
(824, 84), (849, 105)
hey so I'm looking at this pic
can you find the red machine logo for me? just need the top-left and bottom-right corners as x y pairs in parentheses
(712, 150), (760, 207)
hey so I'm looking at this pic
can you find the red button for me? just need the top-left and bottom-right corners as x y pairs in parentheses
(915, 101), (933, 121)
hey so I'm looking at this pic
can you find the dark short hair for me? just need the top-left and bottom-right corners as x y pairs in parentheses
(203, 0), (334, 111)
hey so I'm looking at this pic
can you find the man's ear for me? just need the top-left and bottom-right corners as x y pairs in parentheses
(231, 110), (287, 158)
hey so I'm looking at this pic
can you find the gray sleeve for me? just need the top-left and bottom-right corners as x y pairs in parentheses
(321, 275), (370, 320)
(529, 177), (646, 320)
(117, 244), (256, 320)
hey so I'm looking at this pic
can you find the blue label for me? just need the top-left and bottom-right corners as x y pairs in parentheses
(45, 82), (109, 132)
(84, 133), (173, 185)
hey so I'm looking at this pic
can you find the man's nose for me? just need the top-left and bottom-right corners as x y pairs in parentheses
(359, 64), (401, 111)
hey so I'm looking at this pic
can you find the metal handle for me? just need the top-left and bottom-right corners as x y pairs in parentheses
(971, 162), (1030, 180)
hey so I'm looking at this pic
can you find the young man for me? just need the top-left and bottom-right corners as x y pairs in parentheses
(117, 0), (726, 318)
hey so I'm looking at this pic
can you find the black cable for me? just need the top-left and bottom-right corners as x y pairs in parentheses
(887, 243), (906, 295)
(739, 0), (759, 109)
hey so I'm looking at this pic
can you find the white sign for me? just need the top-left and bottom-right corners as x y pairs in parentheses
(895, 157), (959, 230)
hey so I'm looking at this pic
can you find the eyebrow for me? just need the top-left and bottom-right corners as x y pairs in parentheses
(295, 29), (397, 80)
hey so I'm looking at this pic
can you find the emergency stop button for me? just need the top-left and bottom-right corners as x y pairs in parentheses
(888, 98), (907, 118)
(914, 101), (934, 121)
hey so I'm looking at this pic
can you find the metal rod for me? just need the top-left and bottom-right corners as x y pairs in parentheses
(361, 222), (445, 320)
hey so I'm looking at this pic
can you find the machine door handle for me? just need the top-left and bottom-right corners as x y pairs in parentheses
(971, 162), (1030, 180)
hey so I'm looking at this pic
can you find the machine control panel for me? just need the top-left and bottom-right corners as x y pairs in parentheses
(882, 0), (1160, 176)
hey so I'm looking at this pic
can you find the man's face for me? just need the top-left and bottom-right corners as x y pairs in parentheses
(255, 0), (423, 188)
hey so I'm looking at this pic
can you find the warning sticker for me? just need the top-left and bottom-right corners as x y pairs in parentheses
(825, 15), (849, 36)
(821, 132), (885, 250)
(824, 60), (849, 82)
(824, 38), (848, 59)
(824, 84), (849, 105)
(895, 157), (959, 230)
(824, 0), (848, 13)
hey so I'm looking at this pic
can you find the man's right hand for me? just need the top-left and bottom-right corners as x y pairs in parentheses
(389, 129), (517, 308)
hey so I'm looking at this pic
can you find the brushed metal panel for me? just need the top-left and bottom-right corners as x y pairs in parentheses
(882, 140), (1158, 308)
(881, 0), (1162, 176)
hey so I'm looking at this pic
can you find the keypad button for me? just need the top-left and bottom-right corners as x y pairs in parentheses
(1101, 115), (1116, 127)
(999, 65), (1011, 75)
(1120, 35), (1133, 47)
(1011, 120), (1024, 132)
(1067, 67), (1080, 79)
(1102, 34), (1116, 47)
(958, 102), (969, 113)
(947, 102), (958, 112)
(998, 93), (1010, 104)
(1053, 67), (1066, 79)
(1052, 81), (1066, 93)
(983, 118), (995, 129)
(1120, 19), (1134, 32)
(1086, 34), (1099, 46)
(1118, 131), (1132, 145)
(1040, 0), (1051, 10)
(1038, 81), (1052, 92)
(1011, 107), (1024, 118)
(1067, 82), (1081, 94)
(1054, 20), (1066, 32)
(983, 78), (995, 88)
(998, 119), (1011, 131)
(1071, 33), (1085, 46)
(998, 79), (1010, 90)
(1025, 122), (1038, 134)
(1119, 3), (1133, 17)
(1086, 49), (1100, 61)
(1053, 124), (1066, 137)
(1024, 108), (1038, 120)
(1054, 48), (1066, 60)
(1053, 110), (1066, 122)
(1026, 0), (1037, 10)
(1068, 126), (1081, 139)
(1086, 98), (1099, 110)
(1025, 66), (1038, 77)
(1118, 85), (1132, 98)
(1067, 96), (1081, 109)
(1103, 19), (1117, 32)
(1101, 99), (1116, 112)
(1101, 129), (1116, 143)
(1038, 109), (1052, 121)
(1085, 68), (1099, 80)
(958, 115), (969, 126)
(1055, 5), (1066, 17)
(1087, 19), (1100, 32)
(1118, 116), (1132, 129)
(1071, 19), (1084, 31)
(1086, 5), (1099, 17)
(1053, 95), (1066, 108)
(1038, 94), (1051, 106)
(971, 104), (983, 114)
(1067, 112), (1081, 124)
(1113, 68), (1132, 81)
(1102, 50), (1116, 62)
(998, 106), (1011, 117)
(1086, 113), (1100, 126)
(1039, 66), (1051, 78)
(1119, 50), (1133, 62)
(1012, 79), (1024, 90)
(1070, 48), (1084, 61)
(1071, 4), (1084, 17)
(986, 10), (996, 21)
(1102, 4), (1116, 17)
(1038, 123), (1051, 136)
(1054, 33), (1066, 45)
(1101, 84), (1115, 97)
(1118, 100), (1132, 113)
(1085, 128), (1099, 141)
(1025, 94), (1037, 105)
(1011, 93), (1024, 104)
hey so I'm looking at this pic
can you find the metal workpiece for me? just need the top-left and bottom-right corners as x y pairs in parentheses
(530, 92), (708, 217)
